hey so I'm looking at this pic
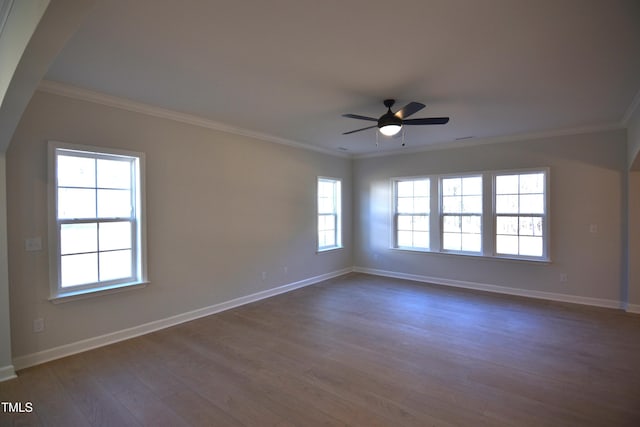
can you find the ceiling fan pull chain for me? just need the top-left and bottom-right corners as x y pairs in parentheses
(376, 130), (379, 148)
(402, 127), (406, 147)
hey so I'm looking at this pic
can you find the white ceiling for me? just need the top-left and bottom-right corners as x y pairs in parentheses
(44, 0), (640, 155)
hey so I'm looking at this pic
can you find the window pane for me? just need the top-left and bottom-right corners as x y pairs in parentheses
(413, 215), (429, 232)
(442, 196), (461, 213)
(443, 233), (461, 250)
(99, 250), (132, 281)
(318, 197), (333, 214)
(461, 234), (481, 252)
(496, 216), (518, 235)
(496, 235), (518, 255)
(322, 215), (336, 231)
(98, 189), (132, 218)
(496, 194), (518, 214)
(61, 253), (98, 287)
(496, 175), (518, 194)
(520, 236), (543, 257)
(519, 216), (535, 236)
(397, 215), (412, 230)
(58, 188), (96, 219)
(97, 159), (131, 189)
(99, 222), (132, 251)
(532, 216), (543, 236)
(318, 181), (333, 198)
(318, 230), (326, 247)
(462, 195), (482, 213)
(321, 230), (335, 247)
(397, 181), (413, 197)
(442, 178), (461, 196)
(397, 231), (412, 247)
(520, 194), (544, 214)
(414, 197), (429, 213)
(443, 215), (461, 232)
(413, 180), (429, 196)
(397, 198), (413, 213)
(520, 173), (544, 194)
(413, 231), (429, 249)
(462, 177), (482, 195)
(60, 223), (97, 255)
(461, 215), (481, 233)
(57, 155), (95, 188)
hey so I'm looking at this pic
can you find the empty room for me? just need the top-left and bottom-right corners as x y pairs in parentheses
(1, 0), (640, 425)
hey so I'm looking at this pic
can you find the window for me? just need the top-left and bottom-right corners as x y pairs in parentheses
(495, 171), (547, 258)
(441, 175), (482, 253)
(392, 169), (549, 261)
(317, 177), (341, 251)
(49, 142), (147, 300)
(394, 179), (429, 250)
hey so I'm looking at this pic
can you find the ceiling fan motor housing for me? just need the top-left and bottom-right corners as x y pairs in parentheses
(378, 111), (402, 129)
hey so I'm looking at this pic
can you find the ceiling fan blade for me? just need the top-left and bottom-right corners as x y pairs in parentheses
(343, 125), (377, 135)
(403, 117), (450, 125)
(395, 102), (426, 119)
(342, 113), (378, 122)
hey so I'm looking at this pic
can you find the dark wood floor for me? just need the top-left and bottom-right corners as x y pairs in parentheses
(2, 273), (640, 426)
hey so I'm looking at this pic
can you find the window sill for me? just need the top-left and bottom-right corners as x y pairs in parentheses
(49, 281), (149, 304)
(390, 247), (551, 264)
(317, 246), (344, 254)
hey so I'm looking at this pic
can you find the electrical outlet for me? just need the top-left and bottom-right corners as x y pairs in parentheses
(559, 273), (568, 283)
(33, 318), (44, 333)
(261, 272), (267, 281)
(284, 266), (288, 275)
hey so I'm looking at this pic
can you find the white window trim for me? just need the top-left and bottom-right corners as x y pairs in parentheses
(492, 167), (550, 262)
(439, 173), (483, 255)
(317, 176), (343, 252)
(47, 141), (149, 303)
(389, 168), (550, 263)
(392, 177), (431, 251)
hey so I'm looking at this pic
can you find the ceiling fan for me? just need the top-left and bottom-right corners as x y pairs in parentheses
(342, 99), (449, 136)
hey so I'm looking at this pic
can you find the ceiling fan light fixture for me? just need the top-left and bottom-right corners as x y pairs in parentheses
(379, 124), (402, 136)
(378, 109), (403, 136)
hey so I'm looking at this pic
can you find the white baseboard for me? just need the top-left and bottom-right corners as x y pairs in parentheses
(0, 365), (17, 382)
(13, 268), (352, 371)
(626, 303), (640, 314)
(353, 266), (623, 309)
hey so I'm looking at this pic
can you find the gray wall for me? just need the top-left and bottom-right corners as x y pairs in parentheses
(627, 105), (640, 308)
(7, 90), (352, 358)
(353, 130), (627, 303)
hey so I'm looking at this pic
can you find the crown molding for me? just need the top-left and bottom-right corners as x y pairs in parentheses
(37, 80), (632, 161)
(352, 122), (624, 159)
(37, 80), (350, 158)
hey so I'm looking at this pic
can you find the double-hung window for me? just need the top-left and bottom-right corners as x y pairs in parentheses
(317, 177), (342, 251)
(495, 171), (547, 258)
(394, 179), (429, 250)
(49, 142), (147, 300)
(441, 175), (482, 253)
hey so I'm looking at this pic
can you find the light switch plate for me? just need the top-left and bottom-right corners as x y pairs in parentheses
(25, 237), (42, 251)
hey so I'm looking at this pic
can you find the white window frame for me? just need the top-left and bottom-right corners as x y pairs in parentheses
(48, 141), (148, 302)
(439, 174), (483, 254)
(493, 168), (549, 261)
(393, 178), (430, 251)
(390, 168), (550, 263)
(317, 177), (342, 252)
